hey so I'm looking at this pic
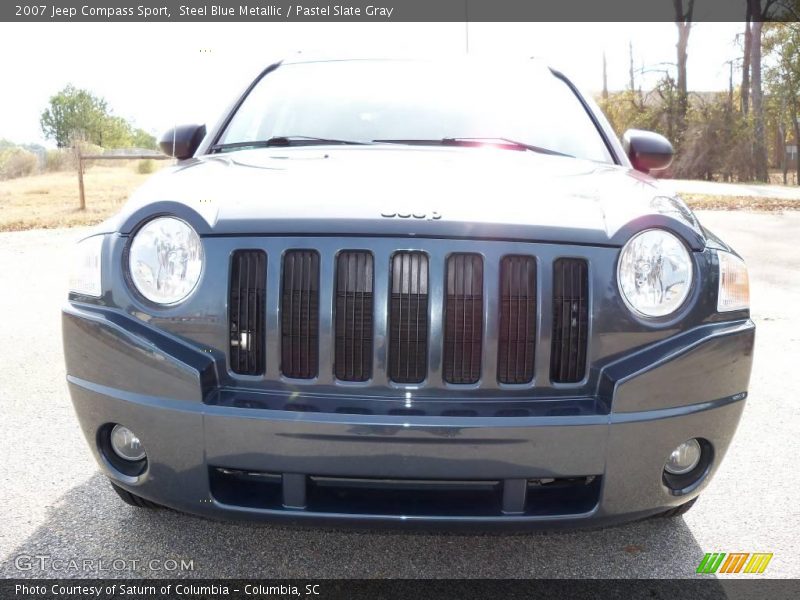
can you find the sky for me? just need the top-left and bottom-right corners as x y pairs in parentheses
(0, 21), (745, 147)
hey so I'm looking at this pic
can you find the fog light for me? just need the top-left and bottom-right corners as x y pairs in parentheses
(664, 439), (701, 475)
(110, 425), (146, 462)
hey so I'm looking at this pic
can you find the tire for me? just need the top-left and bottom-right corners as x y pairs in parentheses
(110, 481), (161, 509)
(658, 497), (698, 518)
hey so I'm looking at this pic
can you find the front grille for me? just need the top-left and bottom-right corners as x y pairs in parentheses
(229, 250), (266, 375)
(443, 254), (483, 384)
(550, 258), (589, 383)
(334, 251), (374, 382)
(281, 250), (320, 379)
(388, 252), (429, 384)
(498, 255), (537, 384)
(225, 243), (593, 390)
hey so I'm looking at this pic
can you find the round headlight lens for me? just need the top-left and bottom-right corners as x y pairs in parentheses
(128, 217), (203, 304)
(617, 229), (693, 317)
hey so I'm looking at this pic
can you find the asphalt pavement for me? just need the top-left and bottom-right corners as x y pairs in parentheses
(0, 211), (798, 579)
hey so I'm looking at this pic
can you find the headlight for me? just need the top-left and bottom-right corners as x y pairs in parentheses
(717, 251), (749, 312)
(128, 217), (203, 304)
(68, 235), (104, 297)
(617, 229), (693, 317)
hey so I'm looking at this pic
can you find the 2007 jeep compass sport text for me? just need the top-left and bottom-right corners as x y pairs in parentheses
(63, 57), (754, 529)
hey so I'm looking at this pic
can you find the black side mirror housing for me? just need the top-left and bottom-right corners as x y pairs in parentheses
(622, 129), (674, 173)
(159, 124), (206, 159)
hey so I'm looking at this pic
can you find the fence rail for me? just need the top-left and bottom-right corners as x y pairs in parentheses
(76, 151), (172, 210)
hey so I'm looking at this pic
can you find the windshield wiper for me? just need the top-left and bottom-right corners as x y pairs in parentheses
(372, 137), (573, 157)
(210, 136), (368, 152)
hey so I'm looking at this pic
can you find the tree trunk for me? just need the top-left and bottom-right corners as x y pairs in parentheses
(675, 22), (691, 147)
(741, 10), (752, 115)
(728, 61), (734, 111)
(627, 41), (640, 110)
(676, 22), (691, 119)
(777, 122), (787, 184)
(628, 41), (635, 93)
(751, 18), (768, 181)
(673, 1), (693, 146)
(793, 113), (800, 186)
(602, 52), (608, 101)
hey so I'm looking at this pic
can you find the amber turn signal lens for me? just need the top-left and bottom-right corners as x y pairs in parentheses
(717, 252), (749, 312)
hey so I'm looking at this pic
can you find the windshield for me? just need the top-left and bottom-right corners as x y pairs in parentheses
(217, 60), (614, 163)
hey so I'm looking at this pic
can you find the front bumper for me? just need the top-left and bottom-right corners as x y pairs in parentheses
(63, 305), (754, 529)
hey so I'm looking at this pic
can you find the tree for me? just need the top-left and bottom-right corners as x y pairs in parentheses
(99, 115), (134, 148)
(671, 93), (756, 181)
(742, 0), (780, 181)
(749, 0), (769, 181)
(764, 23), (800, 185)
(742, 9), (752, 116)
(130, 128), (157, 150)
(628, 41), (636, 96)
(40, 85), (108, 148)
(40, 85), (153, 150)
(673, 0), (694, 141)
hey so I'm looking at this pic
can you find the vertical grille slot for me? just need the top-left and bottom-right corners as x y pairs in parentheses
(389, 252), (429, 384)
(498, 255), (537, 384)
(443, 254), (483, 384)
(281, 250), (320, 379)
(550, 258), (589, 383)
(229, 250), (267, 376)
(335, 251), (374, 382)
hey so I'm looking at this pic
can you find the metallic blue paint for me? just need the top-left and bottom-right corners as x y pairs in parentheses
(62, 58), (754, 528)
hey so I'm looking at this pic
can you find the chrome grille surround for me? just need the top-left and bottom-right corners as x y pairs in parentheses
(216, 236), (594, 399)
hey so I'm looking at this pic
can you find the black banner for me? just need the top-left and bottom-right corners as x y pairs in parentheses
(2, 579), (800, 600)
(2, 0), (800, 23)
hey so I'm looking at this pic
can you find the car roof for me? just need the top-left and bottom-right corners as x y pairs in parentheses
(277, 52), (552, 69)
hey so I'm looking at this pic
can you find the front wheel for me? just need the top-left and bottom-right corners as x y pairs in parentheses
(109, 481), (161, 509)
(658, 497), (698, 518)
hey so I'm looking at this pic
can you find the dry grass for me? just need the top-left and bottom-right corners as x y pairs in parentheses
(1, 164), (798, 232)
(0, 162), (171, 232)
(768, 170), (798, 186)
(683, 193), (800, 212)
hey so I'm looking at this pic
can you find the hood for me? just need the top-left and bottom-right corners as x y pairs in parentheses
(110, 146), (706, 249)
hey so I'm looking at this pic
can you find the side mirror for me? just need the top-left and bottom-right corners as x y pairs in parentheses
(159, 124), (206, 159)
(622, 129), (673, 173)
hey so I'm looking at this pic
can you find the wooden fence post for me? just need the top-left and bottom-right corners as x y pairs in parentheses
(73, 153), (171, 211)
(76, 148), (86, 211)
